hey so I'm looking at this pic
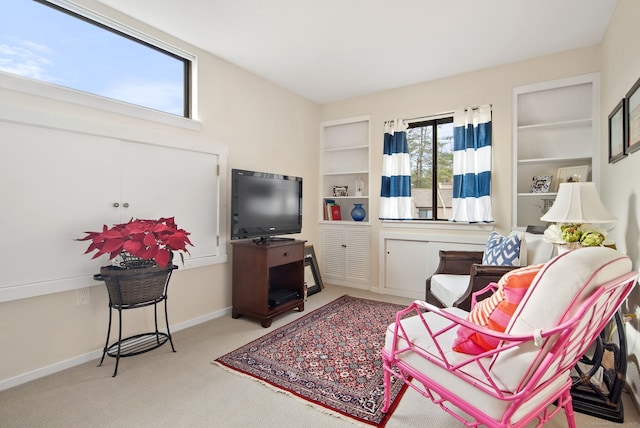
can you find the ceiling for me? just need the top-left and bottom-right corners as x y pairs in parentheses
(96, 0), (618, 104)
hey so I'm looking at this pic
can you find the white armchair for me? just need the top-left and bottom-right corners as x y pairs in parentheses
(426, 229), (555, 310)
(383, 247), (637, 427)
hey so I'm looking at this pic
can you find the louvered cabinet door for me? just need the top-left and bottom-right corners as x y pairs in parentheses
(321, 225), (345, 283)
(344, 226), (370, 285)
(320, 224), (370, 289)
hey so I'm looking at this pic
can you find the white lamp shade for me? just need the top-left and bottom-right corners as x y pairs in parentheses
(540, 182), (617, 224)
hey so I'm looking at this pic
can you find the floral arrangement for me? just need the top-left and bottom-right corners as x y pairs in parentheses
(78, 217), (192, 267)
(543, 223), (606, 248)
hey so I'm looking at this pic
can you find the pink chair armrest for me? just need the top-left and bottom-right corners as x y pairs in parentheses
(470, 282), (499, 309)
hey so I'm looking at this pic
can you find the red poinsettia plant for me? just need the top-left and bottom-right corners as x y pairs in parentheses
(78, 217), (193, 267)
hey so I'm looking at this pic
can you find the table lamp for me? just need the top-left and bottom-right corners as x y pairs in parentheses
(541, 182), (626, 422)
(540, 182), (617, 248)
(541, 182), (617, 224)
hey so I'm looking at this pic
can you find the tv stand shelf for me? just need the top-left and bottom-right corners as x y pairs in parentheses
(231, 239), (305, 327)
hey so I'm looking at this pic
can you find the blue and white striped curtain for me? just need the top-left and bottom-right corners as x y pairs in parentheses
(380, 119), (412, 220)
(451, 105), (494, 223)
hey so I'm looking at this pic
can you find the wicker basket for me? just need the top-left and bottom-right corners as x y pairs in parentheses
(96, 263), (176, 307)
(119, 252), (157, 269)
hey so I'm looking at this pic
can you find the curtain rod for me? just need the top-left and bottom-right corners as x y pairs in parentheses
(393, 104), (492, 124)
(404, 112), (453, 123)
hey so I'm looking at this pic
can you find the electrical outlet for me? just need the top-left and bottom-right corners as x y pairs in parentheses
(77, 287), (90, 305)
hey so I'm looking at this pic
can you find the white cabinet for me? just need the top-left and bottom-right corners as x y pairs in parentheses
(121, 141), (221, 261)
(320, 115), (370, 222)
(0, 119), (222, 301)
(379, 233), (487, 300)
(2, 122), (120, 290)
(320, 224), (370, 288)
(512, 73), (600, 228)
(382, 238), (431, 299)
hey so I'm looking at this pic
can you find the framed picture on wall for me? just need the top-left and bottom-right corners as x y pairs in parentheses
(625, 76), (640, 154)
(608, 98), (627, 164)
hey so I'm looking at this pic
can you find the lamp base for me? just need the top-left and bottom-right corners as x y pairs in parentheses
(570, 312), (626, 424)
(570, 386), (624, 423)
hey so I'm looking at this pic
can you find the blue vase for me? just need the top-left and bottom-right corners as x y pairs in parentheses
(351, 203), (366, 221)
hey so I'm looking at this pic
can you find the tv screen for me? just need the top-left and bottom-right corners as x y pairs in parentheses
(231, 169), (303, 242)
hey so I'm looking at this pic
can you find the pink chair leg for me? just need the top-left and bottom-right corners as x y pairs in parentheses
(381, 354), (391, 413)
(562, 390), (577, 428)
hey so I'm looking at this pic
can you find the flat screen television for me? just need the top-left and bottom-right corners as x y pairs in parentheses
(231, 168), (303, 242)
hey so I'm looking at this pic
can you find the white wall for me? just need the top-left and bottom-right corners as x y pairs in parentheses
(0, 0), (320, 387)
(600, 0), (640, 410)
(320, 46), (601, 292)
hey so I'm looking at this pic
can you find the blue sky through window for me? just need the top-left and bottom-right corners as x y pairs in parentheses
(0, 1), (186, 116)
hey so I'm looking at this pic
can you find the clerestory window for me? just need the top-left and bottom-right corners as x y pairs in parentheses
(0, 0), (191, 118)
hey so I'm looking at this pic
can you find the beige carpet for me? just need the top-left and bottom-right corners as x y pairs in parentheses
(0, 285), (637, 427)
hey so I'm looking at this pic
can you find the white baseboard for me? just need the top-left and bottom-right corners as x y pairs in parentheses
(0, 306), (232, 392)
(170, 306), (231, 333)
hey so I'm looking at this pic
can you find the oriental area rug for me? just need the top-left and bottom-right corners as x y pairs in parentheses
(214, 295), (409, 427)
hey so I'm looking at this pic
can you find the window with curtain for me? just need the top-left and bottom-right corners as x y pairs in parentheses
(381, 105), (492, 223)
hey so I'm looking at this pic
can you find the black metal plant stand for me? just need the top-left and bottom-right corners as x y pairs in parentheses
(570, 311), (627, 423)
(94, 263), (177, 377)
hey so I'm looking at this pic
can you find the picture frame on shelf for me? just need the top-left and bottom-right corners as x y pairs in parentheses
(556, 165), (589, 190)
(304, 245), (323, 296)
(608, 98), (627, 164)
(625, 76), (640, 154)
(530, 175), (552, 193)
(332, 185), (348, 197)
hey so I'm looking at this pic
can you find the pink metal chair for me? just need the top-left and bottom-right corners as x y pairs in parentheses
(382, 247), (637, 427)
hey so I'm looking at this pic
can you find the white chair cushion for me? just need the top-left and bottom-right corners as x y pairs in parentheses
(429, 230), (554, 311)
(384, 308), (571, 424)
(430, 274), (470, 307)
(385, 307), (508, 420)
(490, 247), (632, 393)
(522, 232), (555, 265)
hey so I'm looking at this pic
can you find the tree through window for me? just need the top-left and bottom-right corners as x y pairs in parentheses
(407, 117), (454, 220)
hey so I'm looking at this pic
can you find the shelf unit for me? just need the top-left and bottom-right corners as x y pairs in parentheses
(320, 115), (371, 223)
(319, 115), (371, 289)
(512, 73), (600, 228)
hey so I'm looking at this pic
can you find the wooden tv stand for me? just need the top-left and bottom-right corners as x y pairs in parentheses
(231, 239), (305, 327)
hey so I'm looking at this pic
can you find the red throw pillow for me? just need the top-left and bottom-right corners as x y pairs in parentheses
(452, 264), (544, 355)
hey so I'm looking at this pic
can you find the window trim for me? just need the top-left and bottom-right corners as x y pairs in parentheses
(43, 0), (197, 70)
(380, 219), (494, 231)
(0, 71), (201, 131)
